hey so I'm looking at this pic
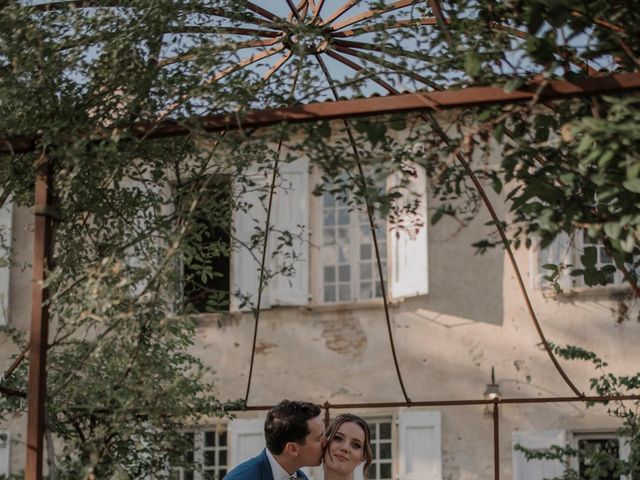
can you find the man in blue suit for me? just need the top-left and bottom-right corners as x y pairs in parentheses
(224, 400), (326, 480)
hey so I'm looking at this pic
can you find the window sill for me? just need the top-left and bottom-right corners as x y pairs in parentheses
(302, 298), (404, 314)
(540, 284), (634, 299)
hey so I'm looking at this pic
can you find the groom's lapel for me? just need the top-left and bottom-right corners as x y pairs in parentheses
(258, 449), (274, 480)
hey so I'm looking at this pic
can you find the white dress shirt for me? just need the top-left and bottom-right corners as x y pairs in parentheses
(265, 448), (299, 480)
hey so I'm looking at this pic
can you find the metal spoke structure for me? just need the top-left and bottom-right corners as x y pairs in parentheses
(1, 1), (640, 479)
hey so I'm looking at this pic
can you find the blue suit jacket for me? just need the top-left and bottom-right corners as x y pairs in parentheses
(223, 449), (309, 480)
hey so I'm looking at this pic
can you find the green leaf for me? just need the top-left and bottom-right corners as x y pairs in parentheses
(622, 178), (640, 193)
(365, 121), (387, 147)
(581, 246), (597, 268)
(464, 51), (482, 78)
(603, 222), (622, 240)
(502, 77), (524, 93)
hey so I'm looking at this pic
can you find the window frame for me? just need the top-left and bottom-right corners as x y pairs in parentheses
(172, 426), (229, 480)
(570, 431), (630, 480)
(534, 230), (638, 292)
(309, 167), (391, 307)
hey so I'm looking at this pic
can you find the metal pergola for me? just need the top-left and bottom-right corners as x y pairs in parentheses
(1, 1), (639, 479)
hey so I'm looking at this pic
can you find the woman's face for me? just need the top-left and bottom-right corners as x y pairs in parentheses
(324, 421), (366, 476)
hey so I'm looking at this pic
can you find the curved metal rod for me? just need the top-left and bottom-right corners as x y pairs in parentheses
(207, 44), (286, 84)
(242, 1), (285, 23)
(332, 44), (440, 89)
(245, 56), (304, 404)
(326, 50), (584, 397)
(315, 51), (412, 404)
(244, 141), (282, 404)
(321, 0), (362, 26)
(331, 0), (424, 32)
(158, 38), (281, 68)
(334, 17), (438, 37)
(333, 37), (437, 63)
(311, 0), (326, 22)
(420, 113), (584, 397)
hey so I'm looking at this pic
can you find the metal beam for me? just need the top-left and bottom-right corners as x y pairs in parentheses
(2, 72), (640, 155)
(25, 153), (54, 480)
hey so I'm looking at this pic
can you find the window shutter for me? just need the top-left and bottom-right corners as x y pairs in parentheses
(0, 430), (10, 477)
(0, 199), (12, 326)
(270, 158), (310, 306)
(389, 165), (428, 299)
(398, 410), (441, 480)
(512, 430), (566, 480)
(228, 419), (265, 467)
(231, 167), (272, 312)
(536, 233), (572, 290)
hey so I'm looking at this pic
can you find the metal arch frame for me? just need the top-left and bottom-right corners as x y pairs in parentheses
(1, 1), (640, 479)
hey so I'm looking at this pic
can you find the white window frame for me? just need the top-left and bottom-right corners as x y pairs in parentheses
(533, 229), (638, 291)
(365, 417), (394, 480)
(310, 164), (428, 306)
(173, 426), (229, 480)
(571, 431), (631, 480)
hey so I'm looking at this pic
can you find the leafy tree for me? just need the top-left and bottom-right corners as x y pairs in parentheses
(0, 0), (639, 477)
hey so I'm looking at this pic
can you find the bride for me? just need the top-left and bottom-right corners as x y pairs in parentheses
(322, 414), (373, 480)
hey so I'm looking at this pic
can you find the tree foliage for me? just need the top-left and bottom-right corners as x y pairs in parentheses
(0, 0), (639, 477)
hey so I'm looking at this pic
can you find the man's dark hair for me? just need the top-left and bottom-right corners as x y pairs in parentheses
(264, 399), (321, 455)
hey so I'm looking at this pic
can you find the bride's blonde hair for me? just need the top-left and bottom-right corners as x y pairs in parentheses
(325, 413), (373, 477)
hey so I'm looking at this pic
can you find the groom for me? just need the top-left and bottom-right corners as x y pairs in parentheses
(224, 399), (326, 480)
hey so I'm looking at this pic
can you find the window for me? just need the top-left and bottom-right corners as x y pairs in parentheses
(314, 165), (429, 305)
(178, 176), (232, 313)
(537, 230), (638, 290)
(172, 428), (228, 480)
(321, 190), (387, 303)
(574, 433), (627, 480)
(368, 418), (393, 480)
(512, 430), (631, 480)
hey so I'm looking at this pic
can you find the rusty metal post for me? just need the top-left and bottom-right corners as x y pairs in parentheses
(323, 401), (331, 429)
(493, 400), (500, 480)
(25, 153), (54, 480)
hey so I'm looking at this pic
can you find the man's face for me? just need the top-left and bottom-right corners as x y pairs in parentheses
(295, 415), (326, 467)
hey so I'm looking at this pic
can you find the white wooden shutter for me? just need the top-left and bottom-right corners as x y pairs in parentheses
(512, 430), (566, 480)
(0, 430), (10, 477)
(270, 158), (309, 306)
(389, 165), (428, 299)
(398, 410), (441, 480)
(536, 233), (572, 290)
(228, 419), (265, 467)
(231, 167), (272, 312)
(0, 199), (12, 326)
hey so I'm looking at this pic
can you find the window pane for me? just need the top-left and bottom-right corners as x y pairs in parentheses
(360, 244), (371, 260)
(218, 431), (227, 447)
(380, 443), (391, 459)
(338, 245), (349, 264)
(324, 285), (336, 303)
(339, 284), (351, 302)
(219, 449), (227, 465)
(360, 263), (372, 280)
(205, 431), (215, 447)
(379, 422), (391, 440)
(360, 282), (372, 299)
(219, 469), (227, 478)
(324, 266), (335, 283)
(324, 211), (335, 226)
(185, 472), (194, 480)
(323, 193), (335, 208)
(338, 209), (350, 225)
(339, 265), (350, 282)
(324, 228), (335, 246)
(204, 451), (216, 466)
(380, 462), (392, 479)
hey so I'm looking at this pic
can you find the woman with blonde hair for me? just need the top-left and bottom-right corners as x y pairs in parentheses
(323, 414), (373, 480)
